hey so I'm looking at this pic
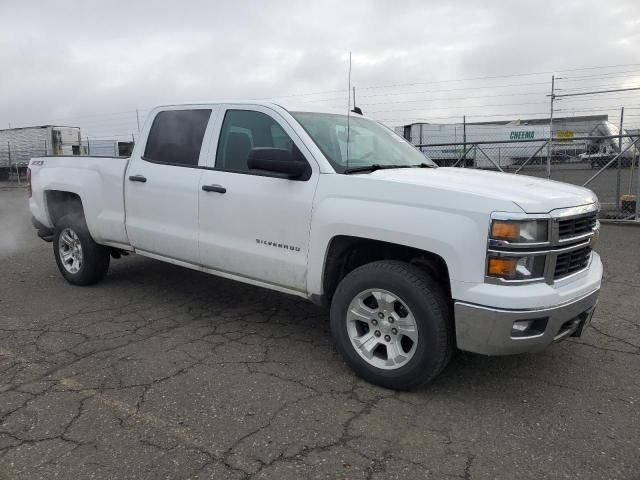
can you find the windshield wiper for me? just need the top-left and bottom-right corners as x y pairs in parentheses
(343, 164), (413, 174)
(412, 162), (437, 168)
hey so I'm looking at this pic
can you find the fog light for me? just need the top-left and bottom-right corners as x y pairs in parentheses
(512, 320), (533, 333)
(511, 318), (548, 338)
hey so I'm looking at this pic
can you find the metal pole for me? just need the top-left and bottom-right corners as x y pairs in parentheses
(86, 136), (90, 156)
(627, 139), (635, 195)
(547, 75), (554, 179)
(11, 142), (20, 185)
(635, 140), (640, 221)
(417, 133), (628, 149)
(136, 109), (141, 133)
(554, 86), (640, 98)
(462, 116), (467, 167)
(44, 139), (48, 155)
(616, 107), (624, 212)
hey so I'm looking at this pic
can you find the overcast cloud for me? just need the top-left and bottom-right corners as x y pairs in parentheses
(1, 0), (639, 137)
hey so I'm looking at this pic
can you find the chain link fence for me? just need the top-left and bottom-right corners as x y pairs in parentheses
(414, 133), (640, 220)
(2, 114), (639, 222)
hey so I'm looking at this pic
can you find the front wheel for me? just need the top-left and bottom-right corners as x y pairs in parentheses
(53, 214), (110, 286)
(330, 261), (453, 390)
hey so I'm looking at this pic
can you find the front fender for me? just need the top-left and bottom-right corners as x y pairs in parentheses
(306, 196), (490, 299)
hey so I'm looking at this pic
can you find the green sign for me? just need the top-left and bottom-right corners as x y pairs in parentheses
(510, 130), (535, 140)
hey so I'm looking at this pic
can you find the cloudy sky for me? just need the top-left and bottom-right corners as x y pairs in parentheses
(1, 0), (639, 138)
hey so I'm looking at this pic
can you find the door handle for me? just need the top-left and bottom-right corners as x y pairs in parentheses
(202, 184), (226, 194)
(129, 175), (147, 183)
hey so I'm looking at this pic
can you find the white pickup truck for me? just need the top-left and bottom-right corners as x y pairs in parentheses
(28, 102), (602, 389)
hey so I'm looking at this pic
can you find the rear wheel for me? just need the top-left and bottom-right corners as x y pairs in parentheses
(53, 214), (110, 285)
(330, 260), (453, 390)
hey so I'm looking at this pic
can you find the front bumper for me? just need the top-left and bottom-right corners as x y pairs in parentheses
(454, 288), (599, 355)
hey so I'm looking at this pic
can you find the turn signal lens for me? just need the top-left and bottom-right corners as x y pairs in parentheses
(490, 219), (548, 243)
(491, 221), (519, 241)
(487, 258), (517, 277)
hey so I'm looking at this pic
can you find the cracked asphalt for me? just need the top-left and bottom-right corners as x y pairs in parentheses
(1, 185), (639, 480)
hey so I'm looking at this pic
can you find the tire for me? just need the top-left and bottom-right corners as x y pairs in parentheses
(330, 260), (454, 390)
(53, 213), (110, 286)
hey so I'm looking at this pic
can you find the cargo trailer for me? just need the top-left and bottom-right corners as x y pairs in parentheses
(0, 126), (81, 180)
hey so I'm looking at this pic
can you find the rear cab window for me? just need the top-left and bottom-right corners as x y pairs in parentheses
(144, 109), (211, 166)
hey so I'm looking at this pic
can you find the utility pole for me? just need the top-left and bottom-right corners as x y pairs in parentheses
(616, 107), (624, 212)
(547, 75), (555, 179)
(136, 109), (140, 133)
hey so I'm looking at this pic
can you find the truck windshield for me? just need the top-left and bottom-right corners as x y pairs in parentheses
(291, 112), (436, 173)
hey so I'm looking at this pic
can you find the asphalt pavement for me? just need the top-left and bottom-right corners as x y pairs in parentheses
(1, 186), (639, 479)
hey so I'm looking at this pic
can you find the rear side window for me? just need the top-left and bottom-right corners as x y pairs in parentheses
(144, 109), (211, 166)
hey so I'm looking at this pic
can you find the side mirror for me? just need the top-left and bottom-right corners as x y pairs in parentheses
(247, 148), (307, 179)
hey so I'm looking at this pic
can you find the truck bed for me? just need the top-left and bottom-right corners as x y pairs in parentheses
(28, 155), (131, 248)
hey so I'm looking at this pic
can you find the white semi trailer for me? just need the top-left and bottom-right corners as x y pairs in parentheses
(0, 126), (81, 180)
(397, 123), (550, 168)
(395, 118), (612, 169)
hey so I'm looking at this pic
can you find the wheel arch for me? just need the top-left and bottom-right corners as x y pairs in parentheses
(44, 190), (86, 227)
(320, 235), (452, 305)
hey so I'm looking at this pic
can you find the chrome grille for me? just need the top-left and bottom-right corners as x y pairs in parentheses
(558, 213), (597, 240)
(554, 245), (592, 279)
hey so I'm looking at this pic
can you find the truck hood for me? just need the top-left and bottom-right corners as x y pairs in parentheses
(368, 167), (597, 213)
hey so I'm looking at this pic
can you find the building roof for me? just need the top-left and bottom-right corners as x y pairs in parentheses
(404, 115), (609, 128)
(0, 125), (80, 133)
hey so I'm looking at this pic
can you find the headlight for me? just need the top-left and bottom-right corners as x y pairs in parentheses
(490, 220), (548, 243)
(487, 255), (546, 281)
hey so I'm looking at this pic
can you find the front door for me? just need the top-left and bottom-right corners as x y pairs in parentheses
(198, 106), (319, 292)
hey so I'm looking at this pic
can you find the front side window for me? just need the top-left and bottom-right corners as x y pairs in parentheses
(144, 109), (211, 166)
(215, 110), (306, 172)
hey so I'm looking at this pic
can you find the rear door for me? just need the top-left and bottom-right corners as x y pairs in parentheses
(125, 107), (217, 263)
(197, 105), (319, 292)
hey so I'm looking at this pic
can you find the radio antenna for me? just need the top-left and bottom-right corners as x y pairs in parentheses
(346, 51), (352, 169)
